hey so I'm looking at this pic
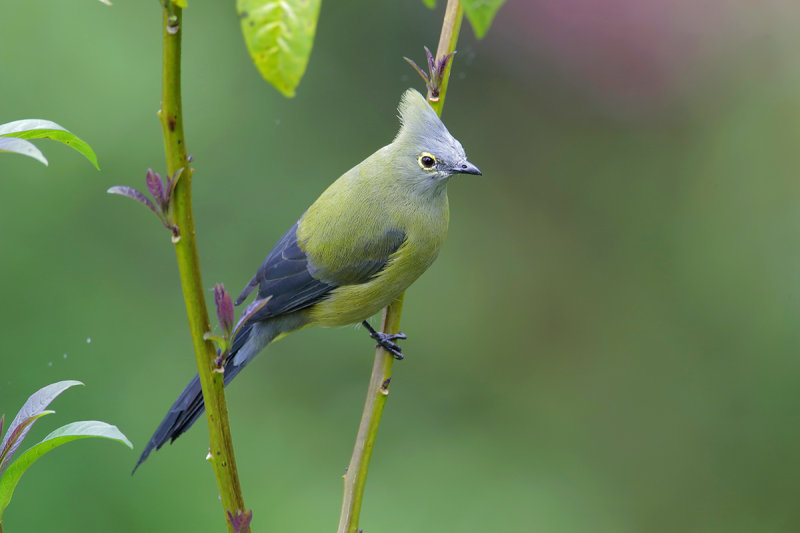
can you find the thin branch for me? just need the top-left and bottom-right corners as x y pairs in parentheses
(428, 0), (464, 116)
(338, 294), (404, 533)
(159, 4), (248, 532)
(337, 1), (464, 531)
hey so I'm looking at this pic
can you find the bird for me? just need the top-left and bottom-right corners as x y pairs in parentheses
(134, 88), (481, 471)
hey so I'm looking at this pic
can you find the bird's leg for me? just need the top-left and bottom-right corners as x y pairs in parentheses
(362, 320), (407, 360)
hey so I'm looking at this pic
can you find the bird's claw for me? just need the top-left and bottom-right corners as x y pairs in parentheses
(373, 334), (405, 360)
(362, 321), (407, 360)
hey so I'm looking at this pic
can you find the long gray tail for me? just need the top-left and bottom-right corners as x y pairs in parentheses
(133, 321), (260, 473)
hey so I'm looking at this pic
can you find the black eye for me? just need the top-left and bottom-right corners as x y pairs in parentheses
(419, 155), (435, 169)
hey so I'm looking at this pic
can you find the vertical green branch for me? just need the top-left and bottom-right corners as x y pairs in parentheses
(428, 0), (463, 116)
(159, 4), (247, 531)
(337, 294), (404, 533)
(337, 1), (464, 532)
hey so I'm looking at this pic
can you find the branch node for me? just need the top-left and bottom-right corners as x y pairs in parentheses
(166, 15), (180, 35)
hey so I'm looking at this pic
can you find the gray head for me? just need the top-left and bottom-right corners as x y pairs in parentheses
(392, 89), (481, 190)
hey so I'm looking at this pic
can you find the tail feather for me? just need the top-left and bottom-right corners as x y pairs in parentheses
(132, 322), (256, 473)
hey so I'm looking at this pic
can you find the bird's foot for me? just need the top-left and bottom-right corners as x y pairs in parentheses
(374, 333), (407, 360)
(362, 321), (407, 360)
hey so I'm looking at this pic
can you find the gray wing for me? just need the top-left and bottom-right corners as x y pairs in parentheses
(235, 222), (405, 323)
(135, 221), (406, 472)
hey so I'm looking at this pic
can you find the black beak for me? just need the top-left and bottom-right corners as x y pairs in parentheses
(455, 161), (482, 175)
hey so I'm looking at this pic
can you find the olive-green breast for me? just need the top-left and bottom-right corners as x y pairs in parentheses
(296, 157), (449, 327)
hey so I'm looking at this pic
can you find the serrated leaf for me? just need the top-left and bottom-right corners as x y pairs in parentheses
(0, 137), (48, 166)
(237, 0), (322, 98)
(0, 421), (132, 517)
(0, 381), (83, 477)
(461, 0), (506, 39)
(0, 119), (99, 169)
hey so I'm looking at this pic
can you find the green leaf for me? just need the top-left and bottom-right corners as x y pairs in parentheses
(0, 137), (48, 166)
(0, 421), (132, 517)
(237, 0), (322, 98)
(0, 119), (99, 169)
(461, 0), (506, 39)
(203, 332), (229, 355)
(422, 0), (436, 8)
(0, 380), (83, 477)
(0, 412), (54, 476)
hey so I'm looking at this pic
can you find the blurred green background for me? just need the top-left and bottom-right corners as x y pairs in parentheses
(2, 1), (800, 531)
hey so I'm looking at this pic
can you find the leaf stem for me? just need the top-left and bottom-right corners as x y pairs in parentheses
(159, 5), (247, 532)
(337, 1), (463, 531)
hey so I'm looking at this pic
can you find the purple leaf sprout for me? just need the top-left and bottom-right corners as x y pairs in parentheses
(403, 45), (457, 102)
(214, 283), (235, 340)
(107, 186), (161, 217)
(207, 283), (236, 367)
(108, 167), (182, 239)
(145, 168), (167, 212)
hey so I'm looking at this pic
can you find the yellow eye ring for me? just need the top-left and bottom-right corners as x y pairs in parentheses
(418, 152), (437, 170)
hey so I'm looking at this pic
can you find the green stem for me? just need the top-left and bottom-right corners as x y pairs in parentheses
(428, 0), (463, 116)
(159, 5), (247, 532)
(337, 294), (404, 533)
(337, 1), (463, 531)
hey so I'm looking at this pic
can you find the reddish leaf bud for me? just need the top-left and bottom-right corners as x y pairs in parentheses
(214, 283), (234, 338)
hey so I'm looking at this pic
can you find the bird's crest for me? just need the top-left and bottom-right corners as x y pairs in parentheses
(394, 89), (450, 145)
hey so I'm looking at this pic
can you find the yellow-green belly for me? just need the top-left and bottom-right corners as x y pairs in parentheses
(305, 237), (441, 327)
